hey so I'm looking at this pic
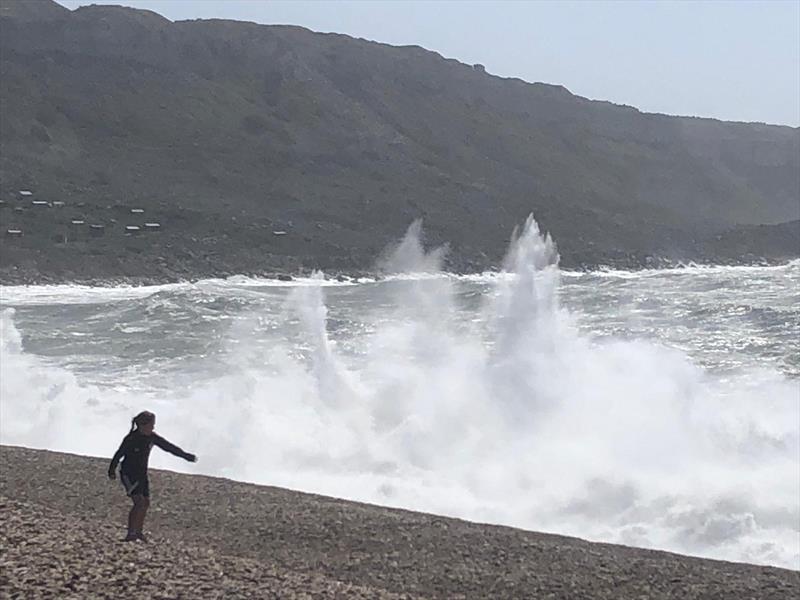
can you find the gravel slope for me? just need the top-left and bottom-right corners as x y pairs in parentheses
(0, 497), (405, 599)
(1, 445), (797, 598)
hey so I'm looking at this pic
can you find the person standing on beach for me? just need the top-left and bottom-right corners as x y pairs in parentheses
(108, 411), (197, 542)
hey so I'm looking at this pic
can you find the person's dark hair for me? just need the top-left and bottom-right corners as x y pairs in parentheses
(131, 411), (155, 432)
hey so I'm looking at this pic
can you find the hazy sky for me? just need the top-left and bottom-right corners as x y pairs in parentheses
(58, 0), (800, 126)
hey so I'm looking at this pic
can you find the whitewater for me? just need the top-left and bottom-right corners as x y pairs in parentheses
(1, 217), (798, 569)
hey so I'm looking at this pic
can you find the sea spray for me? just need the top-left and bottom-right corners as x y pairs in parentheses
(1, 217), (798, 569)
(376, 219), (447, 275)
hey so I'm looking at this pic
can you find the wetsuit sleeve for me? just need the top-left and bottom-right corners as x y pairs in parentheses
(109, 434), (131, 473)
(152, 434), (193, 460)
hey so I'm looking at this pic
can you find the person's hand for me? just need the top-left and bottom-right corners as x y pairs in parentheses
(186, 453), (197, 463)
(108, 469), (116, 480)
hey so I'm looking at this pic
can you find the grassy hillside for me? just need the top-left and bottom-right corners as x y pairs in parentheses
(0, 0), (798, 281)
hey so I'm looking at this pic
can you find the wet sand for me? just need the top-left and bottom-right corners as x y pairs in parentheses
(1, 445), (797, 598)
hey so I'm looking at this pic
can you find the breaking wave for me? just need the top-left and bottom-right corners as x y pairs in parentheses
(1, 216), (798, 569)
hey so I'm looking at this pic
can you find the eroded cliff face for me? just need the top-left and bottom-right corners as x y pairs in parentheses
(1, 0), (798, 282)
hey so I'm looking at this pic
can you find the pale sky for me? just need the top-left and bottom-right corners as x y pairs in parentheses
(58, 0), (800, 127)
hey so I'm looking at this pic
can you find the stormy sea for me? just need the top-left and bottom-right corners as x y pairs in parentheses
(1, 217), (798, 569)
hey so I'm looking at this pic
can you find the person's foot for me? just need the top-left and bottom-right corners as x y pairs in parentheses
(123, 532), (138, 542)
(136, 532), (148, 542)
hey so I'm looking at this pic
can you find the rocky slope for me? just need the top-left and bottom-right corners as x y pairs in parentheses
(1, 445), (798, 598)
(1, 498), (401, 599)
(0, 0), (798, 283)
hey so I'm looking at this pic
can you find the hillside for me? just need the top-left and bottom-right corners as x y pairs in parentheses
(0, 0), (798, 282)
(2, 445), (797, 598)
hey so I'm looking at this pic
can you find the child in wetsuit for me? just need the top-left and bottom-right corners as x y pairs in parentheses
(108, 411), (197, 541)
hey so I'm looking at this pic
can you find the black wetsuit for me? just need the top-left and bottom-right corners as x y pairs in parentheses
(109, 431), (192, 497)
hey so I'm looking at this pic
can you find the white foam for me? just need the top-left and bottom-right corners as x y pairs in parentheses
(1, 217), (797, 569)
(0, 275), (361, 306)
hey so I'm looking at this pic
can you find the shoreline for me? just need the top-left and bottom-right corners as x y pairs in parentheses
(1, 445), (797, 598)
(0, 256), (795, 288)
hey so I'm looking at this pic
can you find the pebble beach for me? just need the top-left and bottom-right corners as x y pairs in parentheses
(1, 445), (797, 598)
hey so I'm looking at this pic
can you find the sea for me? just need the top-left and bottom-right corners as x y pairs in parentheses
(1, 216), (798, 569)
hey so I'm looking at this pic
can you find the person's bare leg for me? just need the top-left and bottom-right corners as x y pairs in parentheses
(125, 495), (144, 540)
(134, 497), (150, 538)
(127, 502), (136, 532)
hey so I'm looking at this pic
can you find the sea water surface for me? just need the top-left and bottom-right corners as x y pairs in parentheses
(1, 218), (798, 569)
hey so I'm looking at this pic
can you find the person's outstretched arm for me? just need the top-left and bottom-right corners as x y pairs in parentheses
(153, 434), (197, 462)
(109, 434), (131, 479)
